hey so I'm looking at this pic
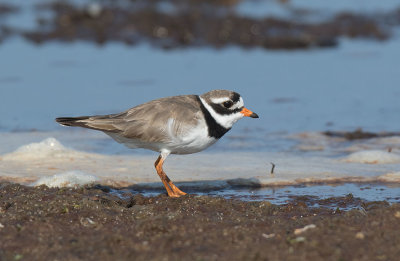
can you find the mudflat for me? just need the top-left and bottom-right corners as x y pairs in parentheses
(1, 182), (399, 261)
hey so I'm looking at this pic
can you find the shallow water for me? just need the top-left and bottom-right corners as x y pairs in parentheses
(1, 38), (400, 133)
(109, 183), (400, 209)
(1, 0), (400, 133)
(210, 183), (400, 206)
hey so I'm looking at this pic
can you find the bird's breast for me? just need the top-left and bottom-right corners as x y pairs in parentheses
(164, 118), (218, 155)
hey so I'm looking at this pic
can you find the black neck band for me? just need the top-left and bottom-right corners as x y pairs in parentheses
(196, 96), (231, 139)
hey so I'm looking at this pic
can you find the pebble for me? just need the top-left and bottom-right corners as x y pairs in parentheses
(294, 224), (316, 235)
(262, 233), (275, 239)
(293, 236), (306, 243)
(86, 3), (102, 18)
(355, 232), (365, 239)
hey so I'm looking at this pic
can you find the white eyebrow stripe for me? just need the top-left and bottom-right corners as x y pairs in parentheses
(210, 97), (244, 110)
(210, 97), (231, 104)
(231, 97), (244, 110)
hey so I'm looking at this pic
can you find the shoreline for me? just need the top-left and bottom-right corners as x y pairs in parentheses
(1, 182), (399, 260)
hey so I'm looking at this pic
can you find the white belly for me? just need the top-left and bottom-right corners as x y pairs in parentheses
(162, 122), (217, 154)
(106, 119), (218, 155)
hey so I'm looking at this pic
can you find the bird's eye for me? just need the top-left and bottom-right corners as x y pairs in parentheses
(223, 100), (233, 108)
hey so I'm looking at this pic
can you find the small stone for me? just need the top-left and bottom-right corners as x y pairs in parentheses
(358, 207), (367, 216)
(394, 211), (400, 218)
(80, 217), (96, 227)
(293, 236), (306, 243)
(86, 3), (102, 18)
(154, 27), (168, 38)
(262, 233), (275, 239)
(294, 224), (316, 235)
(355, 232), (365, 239)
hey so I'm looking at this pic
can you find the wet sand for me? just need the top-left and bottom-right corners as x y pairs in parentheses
(1, 182), (399, 261)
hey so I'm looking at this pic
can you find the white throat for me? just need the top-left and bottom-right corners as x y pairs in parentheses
(199, 97), (244, 129)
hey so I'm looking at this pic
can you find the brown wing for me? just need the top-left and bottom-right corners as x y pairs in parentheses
(65, 95), (202, 143)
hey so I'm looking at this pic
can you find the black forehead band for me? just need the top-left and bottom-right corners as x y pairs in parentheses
(231, 92), (240, 103)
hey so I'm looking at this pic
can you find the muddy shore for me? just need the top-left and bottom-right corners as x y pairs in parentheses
(2, 1), (400, 49)
(1, 182), (399, 261)
(24, 2), (395, 49)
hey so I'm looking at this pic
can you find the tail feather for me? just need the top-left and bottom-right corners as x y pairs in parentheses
(55, 116), (120, 132)
(55, 116), (90, 127)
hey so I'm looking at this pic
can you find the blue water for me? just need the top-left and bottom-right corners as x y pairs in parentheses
(1, 37), (400, 134)
(238, 0), (400, 20)
(1, 0), (400, 134)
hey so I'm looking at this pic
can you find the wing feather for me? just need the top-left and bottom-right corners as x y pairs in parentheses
(80, 95), (202, 143)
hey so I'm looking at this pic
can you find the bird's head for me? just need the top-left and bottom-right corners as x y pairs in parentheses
(200, 90), (258, 129)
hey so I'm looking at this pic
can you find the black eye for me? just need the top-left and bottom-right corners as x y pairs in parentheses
(223, 100), (233, 108)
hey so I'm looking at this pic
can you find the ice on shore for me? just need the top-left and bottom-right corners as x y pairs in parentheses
(342, 150), (400, 164)
(1, 137), (400, 188)
(378, 172), (400, 182)
(31, 171), (98, 188)
(2, 138), (74, 160)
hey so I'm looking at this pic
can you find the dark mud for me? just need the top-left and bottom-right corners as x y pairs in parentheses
(22, 1), (398, 49)
(0, 4), (17, 43)
(324, 128), (400, 140)
(1, 182), (400, 261)
(0, 0), (397, 49)
(0, 4), (17, 15)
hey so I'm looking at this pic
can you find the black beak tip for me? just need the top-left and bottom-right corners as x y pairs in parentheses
(250, 112), (259, 118)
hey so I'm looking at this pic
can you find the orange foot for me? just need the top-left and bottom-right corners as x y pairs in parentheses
(169, 182), (187, 196)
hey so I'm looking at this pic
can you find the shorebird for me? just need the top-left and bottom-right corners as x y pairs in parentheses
(56, 90), (258, 197)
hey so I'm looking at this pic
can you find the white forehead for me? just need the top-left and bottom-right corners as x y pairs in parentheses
(210, 97), (231, 104)
(210, 97), (244, 110)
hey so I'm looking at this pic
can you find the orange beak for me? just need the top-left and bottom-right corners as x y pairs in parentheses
(240, 107), (259, 118)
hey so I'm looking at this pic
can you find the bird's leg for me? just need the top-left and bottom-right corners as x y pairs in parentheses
(154, 155), (176, 197)
(154, 153), (186, 197)
(158, 152), (186, 196)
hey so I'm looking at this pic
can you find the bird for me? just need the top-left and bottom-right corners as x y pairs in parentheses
(56, 90), (259, 197)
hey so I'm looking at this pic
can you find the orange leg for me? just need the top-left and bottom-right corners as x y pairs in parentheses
(154, 154), (187, 198)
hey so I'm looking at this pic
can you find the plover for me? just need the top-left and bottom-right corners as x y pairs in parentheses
(56, 90), (258, 197)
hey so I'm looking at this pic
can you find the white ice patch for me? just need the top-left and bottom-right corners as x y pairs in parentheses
(378, 172), (400, 182)
(292, 132), (400, 155)
(2, 137), (71, 160)
(1, 133), (400, 187)
(342, 150), (400, 164)
(31, 171), (98, 188)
